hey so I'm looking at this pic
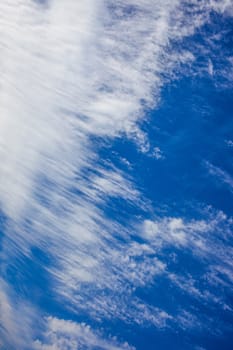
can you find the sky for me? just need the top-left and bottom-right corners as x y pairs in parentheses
(0, 1), (233, 349)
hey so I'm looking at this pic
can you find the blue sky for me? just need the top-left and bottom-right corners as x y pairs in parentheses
(0, 1), (233, 350)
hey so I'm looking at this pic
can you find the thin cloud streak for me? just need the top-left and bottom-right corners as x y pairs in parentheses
(206, 161), (233, 192)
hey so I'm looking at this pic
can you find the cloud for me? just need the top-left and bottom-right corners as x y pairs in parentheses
(142, 211), (233, 315)
(1, 0), (228, 221)
(0, 279), (39, 350)
(225, 139), (233, 147)
(0, 1), (233, 349)
(205, 161), (233, 192)
(142, 216), (210, 249)
(34, 317), (134, 350)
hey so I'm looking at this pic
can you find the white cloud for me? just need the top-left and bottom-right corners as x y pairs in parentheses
(0, 1), (233, 349)
(151, 147), (164, 160)
(205, 161), (233, 191)
(1, 0), (228, 221)
(0, 279), (39, 350)
(34, 317), (134, 350)
(225, 139), (233, 147)
(142, 216), (209, 248)
(142, 211), (233, 314)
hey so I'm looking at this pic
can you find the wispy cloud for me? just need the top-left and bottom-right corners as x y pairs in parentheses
(142, 211), (233, 316)
(0, 1), (233, 349)
(0, 278), (39, 349)
(225, 139), (233, 147)
(34, 317), (134, 350)
(205, 161), (233, 192)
